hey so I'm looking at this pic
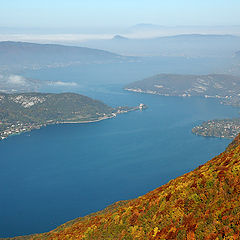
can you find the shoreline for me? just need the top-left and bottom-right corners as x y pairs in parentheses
(0, 115), (115, 142)
(57, 115), (115, 124)
(124, 88), (240, 108)
(0, 104), (147, 141)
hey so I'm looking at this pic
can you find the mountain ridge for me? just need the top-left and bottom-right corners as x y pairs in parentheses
(80, 33), (240, 57)
(0, 41), (127, 71)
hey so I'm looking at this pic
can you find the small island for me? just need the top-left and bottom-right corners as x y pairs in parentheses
(192, 119), (240, 139)
(0, 92), (147, 140)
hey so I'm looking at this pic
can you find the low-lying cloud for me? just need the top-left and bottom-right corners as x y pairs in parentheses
(48, 81), (78, 87)
(0, 74), (39, 93)
(0, 25), (240, 46)
(7, 75), (27, 85)
(0, 33), (112, 44)
(0, 74), (27, 85)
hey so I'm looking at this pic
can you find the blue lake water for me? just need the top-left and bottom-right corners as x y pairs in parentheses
(1, 62), (240, 237)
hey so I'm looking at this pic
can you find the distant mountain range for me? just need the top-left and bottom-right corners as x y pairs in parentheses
(10, 132), (240, 239)
(0, 41), (129, 71)
(127, 24), (240, 36)
(155, 33), (239, 40)
(81, 34), (240, 57)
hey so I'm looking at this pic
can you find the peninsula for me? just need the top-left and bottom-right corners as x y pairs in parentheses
(124, 73), (240, 107)
(192, 119), (240, 138)
(0, 92), (146, 140)
(125, 73), (240, 139)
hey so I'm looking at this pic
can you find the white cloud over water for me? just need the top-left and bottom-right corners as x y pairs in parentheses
(0, 25), (240, 46)
(7, 75), (27, 85)
(48, 81), (78, 87)
(0, 74), (27, 85)
(0, 33), (113, 44)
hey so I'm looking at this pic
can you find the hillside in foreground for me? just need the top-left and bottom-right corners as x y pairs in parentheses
(8, 133), (240, 239)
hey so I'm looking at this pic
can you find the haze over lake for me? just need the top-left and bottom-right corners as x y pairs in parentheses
(0, 62), (239, 237)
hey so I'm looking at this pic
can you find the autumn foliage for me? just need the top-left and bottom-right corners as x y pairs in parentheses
(14, 135), (240, 239)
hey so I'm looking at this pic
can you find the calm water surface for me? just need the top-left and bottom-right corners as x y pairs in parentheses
(1, 64), (240, 237)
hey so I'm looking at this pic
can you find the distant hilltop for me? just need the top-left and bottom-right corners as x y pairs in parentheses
(112, 35), (129, 40)
(80, 33), (240, 57)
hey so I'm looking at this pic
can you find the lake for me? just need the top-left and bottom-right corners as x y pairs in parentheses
(1, 61), (239, 237)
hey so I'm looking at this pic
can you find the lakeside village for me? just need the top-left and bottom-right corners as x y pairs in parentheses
(192, 119), (240, 139)
(0, 122), (45, 140)
(0, 104), (147, 141)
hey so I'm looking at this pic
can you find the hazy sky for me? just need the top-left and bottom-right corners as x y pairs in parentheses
(0, 0), (239, 31)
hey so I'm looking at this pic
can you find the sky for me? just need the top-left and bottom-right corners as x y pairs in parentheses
(0, 0), (240, 31)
